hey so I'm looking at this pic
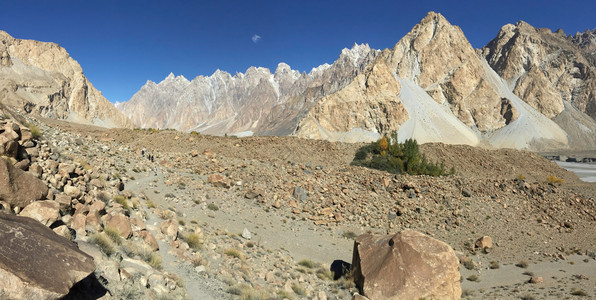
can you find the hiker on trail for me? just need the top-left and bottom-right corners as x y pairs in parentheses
(151, 155), (154, 163)
(154, 166), (157, 176)
(142, 148), (146, 157)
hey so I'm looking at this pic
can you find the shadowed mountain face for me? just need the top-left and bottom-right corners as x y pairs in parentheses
(0, 31), (131, 128)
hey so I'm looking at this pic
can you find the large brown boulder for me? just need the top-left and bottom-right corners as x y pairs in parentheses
(19, 200), (60, 227)
(0, 213), (95, 299)
(0, 158), (48, 209)
(351, 230), (461, 300)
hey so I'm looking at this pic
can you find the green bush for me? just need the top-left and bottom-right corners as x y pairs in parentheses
(351, 132), (452, 176)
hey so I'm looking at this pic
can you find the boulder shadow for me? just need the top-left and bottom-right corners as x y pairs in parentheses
(62, 273), (109, 300)
(330, 259), (351, 280)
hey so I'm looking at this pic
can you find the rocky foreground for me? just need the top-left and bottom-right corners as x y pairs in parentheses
(1, 112), (595, 299)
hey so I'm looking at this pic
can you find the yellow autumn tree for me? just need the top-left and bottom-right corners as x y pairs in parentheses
(379, 136), (388, 156)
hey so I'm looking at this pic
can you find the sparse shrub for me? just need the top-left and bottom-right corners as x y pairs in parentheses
(571, 289), (587, 296)
(277, 290), (292, 299)
(146, 199), (156, 209)
(522, 271), (534, 276)
(460, 257), (476, 270)
(113, 195), (130, 210)
(467, 274), (479, 282)
(298, 259), (316, 269)
(207, 203), (219, 211)
(516, 261), (529, 268)
(181, 232), (202, 250)
(316, 267), (334, 281)
(516, 174), (526, 181)
(104, 227), (123, 245)
(148, 253), (162, 269)
(546, 175), (564, 185)
(520, 295), (536, 300)
(342, 231), (357, 239)
(97, 191), (110, 203)
(224, 248), (243, 259)
(489, 261), (500, 269)
(461, 289), (474, 298)
(122, 241), (153, 261)
(26, 123), (42, 139)
(89, 233), (115, 256)
(351, 132), (450, 176)
(291, 284), (306, 296)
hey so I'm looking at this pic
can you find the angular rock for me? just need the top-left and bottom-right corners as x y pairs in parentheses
(139, 230), (159, 251)
(352, 230), (461, 299)
(0, 213), (95, 299)
(475, 236), (493, 249)
(207, 174), (230, 188)
(160, 218), (178, 240)
(0, 158), (48, 209)
(70, 213), (87, 237)
(63, 185), (81, 199)
(19, 200), (61, 227)
(107, 213), (132, 239)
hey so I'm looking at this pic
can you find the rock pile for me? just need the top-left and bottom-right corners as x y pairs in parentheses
(0, 117), (184, 299)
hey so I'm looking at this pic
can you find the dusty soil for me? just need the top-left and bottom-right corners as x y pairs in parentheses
(40, 118), (596, 299)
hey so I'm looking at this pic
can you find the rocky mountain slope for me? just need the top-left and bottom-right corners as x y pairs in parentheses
(1, 104), (595, 298)
(118, 12), (596, 151)
(20, 114), (596, 299)
(297, 12), (575, 150)
(482, 21), (596, 149)
(117, 44), (377, 135)
(0, 30), (131, 128)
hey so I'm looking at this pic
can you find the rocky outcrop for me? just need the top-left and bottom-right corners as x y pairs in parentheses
(295, 62), (408, 142)
(0, 157), (48, 209)
(0, 213), (95, 299)
(385, 12), (512, 132)
(351, 230), (461, 300)
(570, 29), (596, 65)
(117, 44), (377, 135)
(0, 30), (131, 128)
(483, 21), (596, 120)
(296, 12), (569, 150)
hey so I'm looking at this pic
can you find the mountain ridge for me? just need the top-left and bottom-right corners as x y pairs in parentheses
(0, 30), (131, 128)
(117, 12), (596, 151)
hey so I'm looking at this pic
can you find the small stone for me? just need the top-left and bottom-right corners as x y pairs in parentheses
(529, 276), (543, 284)
(242, 228), (252, 240)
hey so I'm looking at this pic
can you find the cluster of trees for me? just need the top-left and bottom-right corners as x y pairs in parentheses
(352, 132), (454, 176)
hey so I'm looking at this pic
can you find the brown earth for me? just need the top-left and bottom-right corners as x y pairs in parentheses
(37, 117), (596, 299)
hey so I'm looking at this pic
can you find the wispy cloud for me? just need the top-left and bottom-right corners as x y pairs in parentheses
(252, 34), (261, 43)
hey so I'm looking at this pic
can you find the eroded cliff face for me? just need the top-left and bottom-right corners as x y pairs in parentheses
(483, 22), (596, 120)
(117, 44), (378, 135)
(0, 31), (130, 128)
(295, 62), (408, 142)
(384, 12), (514, 132)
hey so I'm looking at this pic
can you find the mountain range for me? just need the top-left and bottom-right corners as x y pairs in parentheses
(2, 12), (596, 151)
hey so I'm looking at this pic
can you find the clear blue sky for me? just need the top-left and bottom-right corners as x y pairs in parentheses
(1, 0), (594, 103)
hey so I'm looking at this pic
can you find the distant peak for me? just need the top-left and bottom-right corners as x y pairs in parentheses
(276, 62), (292, 72)
(166, 72), (175, 80)
(420, 11), (449, 25)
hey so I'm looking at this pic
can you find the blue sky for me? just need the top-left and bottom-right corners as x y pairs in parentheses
(1, 0), (594, 103)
